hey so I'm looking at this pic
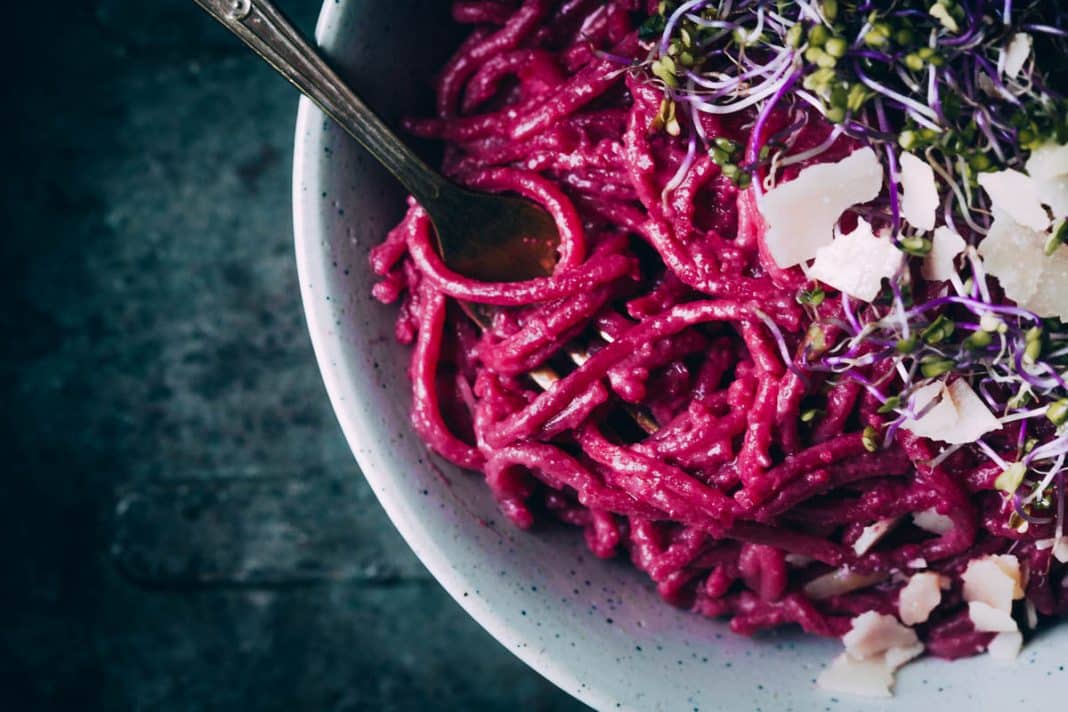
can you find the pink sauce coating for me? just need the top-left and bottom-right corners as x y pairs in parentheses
(370, 0), (1068, 656)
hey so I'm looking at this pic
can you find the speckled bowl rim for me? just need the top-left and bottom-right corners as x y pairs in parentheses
(290, 140), (598, 709)
(289, 9), (606, 711)
(291, 2), (1068, 710)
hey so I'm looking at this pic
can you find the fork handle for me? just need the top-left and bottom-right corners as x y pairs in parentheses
(192, 0), (449, 203)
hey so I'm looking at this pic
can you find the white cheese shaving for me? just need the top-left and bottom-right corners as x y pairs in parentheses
(809, 219), (904, 301)
(978, 210), (1046, 303)
(992, 554), (1026, 593)
(969, 601), (1019, 632)
(1026, 142), (1068, 217)
(759, 147), (884, 268)
(912, 507), (954, 534)
(899, 153), (938, 230)
(899, 572), (943, 625)
(978, 169), (1050, 231)
(882, 643), (924, 671)
(1036, 175), (1068, 217)
(980, 210), (1068, 319)
(1003, 32), (1032, 77)
(901, 379), (1000, 444)
(843, 612), (919, 659)
(1025, 142), (1068, 182)
(907, 558), (928, 569)
(818, 653), (894, 698)
(921, 226), (966, 282)
(818, 613), (924, 698)
(852, 517), (899, 555)
(962, 555), (1024, 613)
(1027, 245), (1068, 319)
(804, 567), (886, 600)
(988, 631), (1023, 662)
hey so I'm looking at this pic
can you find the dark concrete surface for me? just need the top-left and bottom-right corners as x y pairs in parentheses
(0, 2), (585, 709)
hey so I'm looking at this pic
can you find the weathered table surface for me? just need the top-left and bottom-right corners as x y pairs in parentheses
(1, 2), (585, 709)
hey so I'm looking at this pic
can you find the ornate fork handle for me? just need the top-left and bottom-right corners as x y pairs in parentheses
(192, 0), (447, 201)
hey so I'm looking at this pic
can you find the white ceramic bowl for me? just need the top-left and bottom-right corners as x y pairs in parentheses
(292, 2), (1067, 709)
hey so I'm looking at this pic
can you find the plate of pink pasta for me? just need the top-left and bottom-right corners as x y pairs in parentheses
(295, 0), (1068, 707)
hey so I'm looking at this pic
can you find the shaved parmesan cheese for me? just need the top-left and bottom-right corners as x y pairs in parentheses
(853, 517), (900, 555)
(991, 554), (1026, 596)
(979, 211), (1046, 305)
(843, 612), (919, 659)
(907, 558), (928, 569)
(818, 653), (894, 698)
(819, 614), (924, 698)
(962, 555), (1024, 612)
(883, 643), (924, 671)
(760, 147), (884, 268)
(980, 210), (1068, 319)
(1028, 244), (1068, 319)
(1026, 142), (1068, 216)
(1026, 142), (1068, 181)
(988, 631), (1023, 662)
(1003, 33), (1032, 77)
(978, 170), (1050, 231)
(899, 153), (938, 230)
(804, 567), (886, 600)
(969, 601), (1019, 632)
(912, 507), (954, 534)
(922, 226), (966, 281)
(809, 219), (904, 301)
(1036, 175), (1068, 217)
(899, 572), (944, 625)
(901, 379), (1000, 444)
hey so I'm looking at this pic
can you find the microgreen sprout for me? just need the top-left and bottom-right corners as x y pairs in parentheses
(996, 461), (1028, 494)
(1048, 398), (1068, 427)
(640, 0), (1067, 228)
(797, 285), (826, 307)
(862, 424), (881, 452)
